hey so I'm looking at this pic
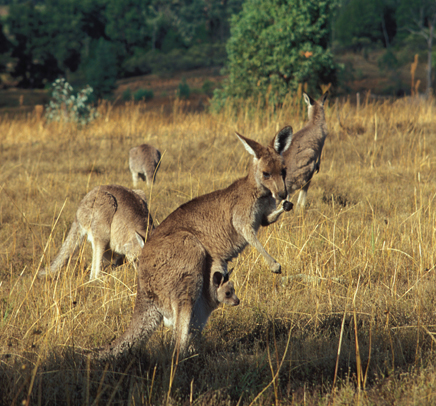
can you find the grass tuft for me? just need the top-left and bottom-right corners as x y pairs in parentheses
(1, 96), (436, 404)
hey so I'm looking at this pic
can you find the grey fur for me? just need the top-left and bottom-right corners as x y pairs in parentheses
(129, 144), (162, 187)
(99, 130), (293, 359)
(39, 185), (154, 280)
(283, 92), (328, 208)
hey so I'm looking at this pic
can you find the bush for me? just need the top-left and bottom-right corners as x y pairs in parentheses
(133, 88), (154, 101)
(212, 0), (338, 109)
(378, 50), (399, 72)
(122, 88), (132, 101)
(45, 78), (98, 125)
(177, 78), (191, 99)
(201, 79), (215, 96)
(85, 39), (118, 100)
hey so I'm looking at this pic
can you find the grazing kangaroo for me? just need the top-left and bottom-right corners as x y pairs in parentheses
(283, 92), (328, 209)
(39, 185), (154, 280)
(129, 144), (162, 187)
(99, 129), (293, 359)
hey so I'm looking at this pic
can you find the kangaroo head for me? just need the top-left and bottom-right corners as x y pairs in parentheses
(236, 127), (293, 201)
(213, 272), (240, 306)
(304, 92), (328, 122)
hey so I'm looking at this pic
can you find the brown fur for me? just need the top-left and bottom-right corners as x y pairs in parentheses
(283, 92), (328, 208)
(39, 185), (154, 280)
(99, 130), (292, 358)
(129, 144), (162, 187)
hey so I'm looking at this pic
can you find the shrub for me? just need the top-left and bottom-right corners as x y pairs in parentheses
(177, 78), (191, 99)
(378, 49), (399, 72)
(85, 39), (118, 100)
(201, 79), (215, 96)
(122, 88), (132, 101)
(213, 0), (338, 109)
(133, 88), (154, 101)
(45, 78), (98, 125)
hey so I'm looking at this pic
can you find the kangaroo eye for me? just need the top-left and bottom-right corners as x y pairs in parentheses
(226, 291), (231, 297)
(263, 172), (271, 179)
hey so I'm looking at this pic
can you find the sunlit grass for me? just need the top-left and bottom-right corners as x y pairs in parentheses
(1, 95), (436, 404)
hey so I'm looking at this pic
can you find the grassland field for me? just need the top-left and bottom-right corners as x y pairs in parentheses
(1, 94), (436, 405)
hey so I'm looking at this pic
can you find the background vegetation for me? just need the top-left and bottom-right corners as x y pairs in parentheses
(1, 95), (436, 404)
(0, 0), (245, 95)
(1, 0), (436, 404)
(1, 0), (436, 101)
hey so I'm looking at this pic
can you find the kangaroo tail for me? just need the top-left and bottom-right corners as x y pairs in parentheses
(39, 220), (85, 277)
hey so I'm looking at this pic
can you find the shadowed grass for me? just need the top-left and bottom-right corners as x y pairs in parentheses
(1, 96), (436, 404)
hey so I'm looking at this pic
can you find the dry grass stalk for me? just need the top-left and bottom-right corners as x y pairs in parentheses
(1, 95), (436, 404)
(411, 54), (419, 96)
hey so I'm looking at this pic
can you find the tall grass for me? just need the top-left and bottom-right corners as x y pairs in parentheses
(1, 95), (436, 405)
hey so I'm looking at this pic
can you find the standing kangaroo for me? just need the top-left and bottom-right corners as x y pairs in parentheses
(99, 129), (293, 359)
(39, 185), (154, 280)
(283, 92), (328, 209)
(129, 144), (162, 187)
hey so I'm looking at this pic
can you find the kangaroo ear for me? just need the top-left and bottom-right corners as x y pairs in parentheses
(321, 91), (328, 105)
(303, 93), (315, 106)
(235, 132), (265, 159)
(212, 272), (223, 287)
(271, 126), (293, 154)
(135, 231), (146, 249)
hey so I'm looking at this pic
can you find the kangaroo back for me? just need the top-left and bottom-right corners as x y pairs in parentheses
(283, 92), (328, 207)
(147, 128), (293, 274)
(106, 186), (154, 260)
(40, 185), (154, 280)
(98, 131), (292, 359)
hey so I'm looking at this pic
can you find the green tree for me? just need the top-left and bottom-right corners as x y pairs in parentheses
(85, 38), (117, 100)
(7, 0), (107, 87)
(44, 0), (88, 74)
(105, 0), (153, 59)
(333, 0), (397, 50)
(335, 0), (381, 49)
(8, 2), (62, 87)
(0, 21), (11, 74)
(214, 0), (338, 105)
(397, 0), (436, 95)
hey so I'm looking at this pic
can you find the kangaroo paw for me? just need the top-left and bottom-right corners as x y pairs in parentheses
(271, 262), (282, 274)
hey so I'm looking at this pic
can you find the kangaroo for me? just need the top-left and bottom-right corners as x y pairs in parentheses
(98, 129), (293, 359)
(39, 185), (154, 280)
(129, 144), (162, 187)
(99, 243), (240, 360)
(283, 92), (328, 209)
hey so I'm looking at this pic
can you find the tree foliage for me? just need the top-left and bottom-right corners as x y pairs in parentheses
(214, 0), (338, 106)
(3, 0), (244, 89)
(334, 0), (397, 50)
(85, 38), (117, 100)
(7, 2), (62, 88)
(396, 0), (436, 95)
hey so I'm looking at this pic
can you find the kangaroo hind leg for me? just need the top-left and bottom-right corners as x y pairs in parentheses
(99, 290), (163, 360)
(167, 232), (207, 357)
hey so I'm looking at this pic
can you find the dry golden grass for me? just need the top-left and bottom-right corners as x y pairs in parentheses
(1, 95), (436, 405)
